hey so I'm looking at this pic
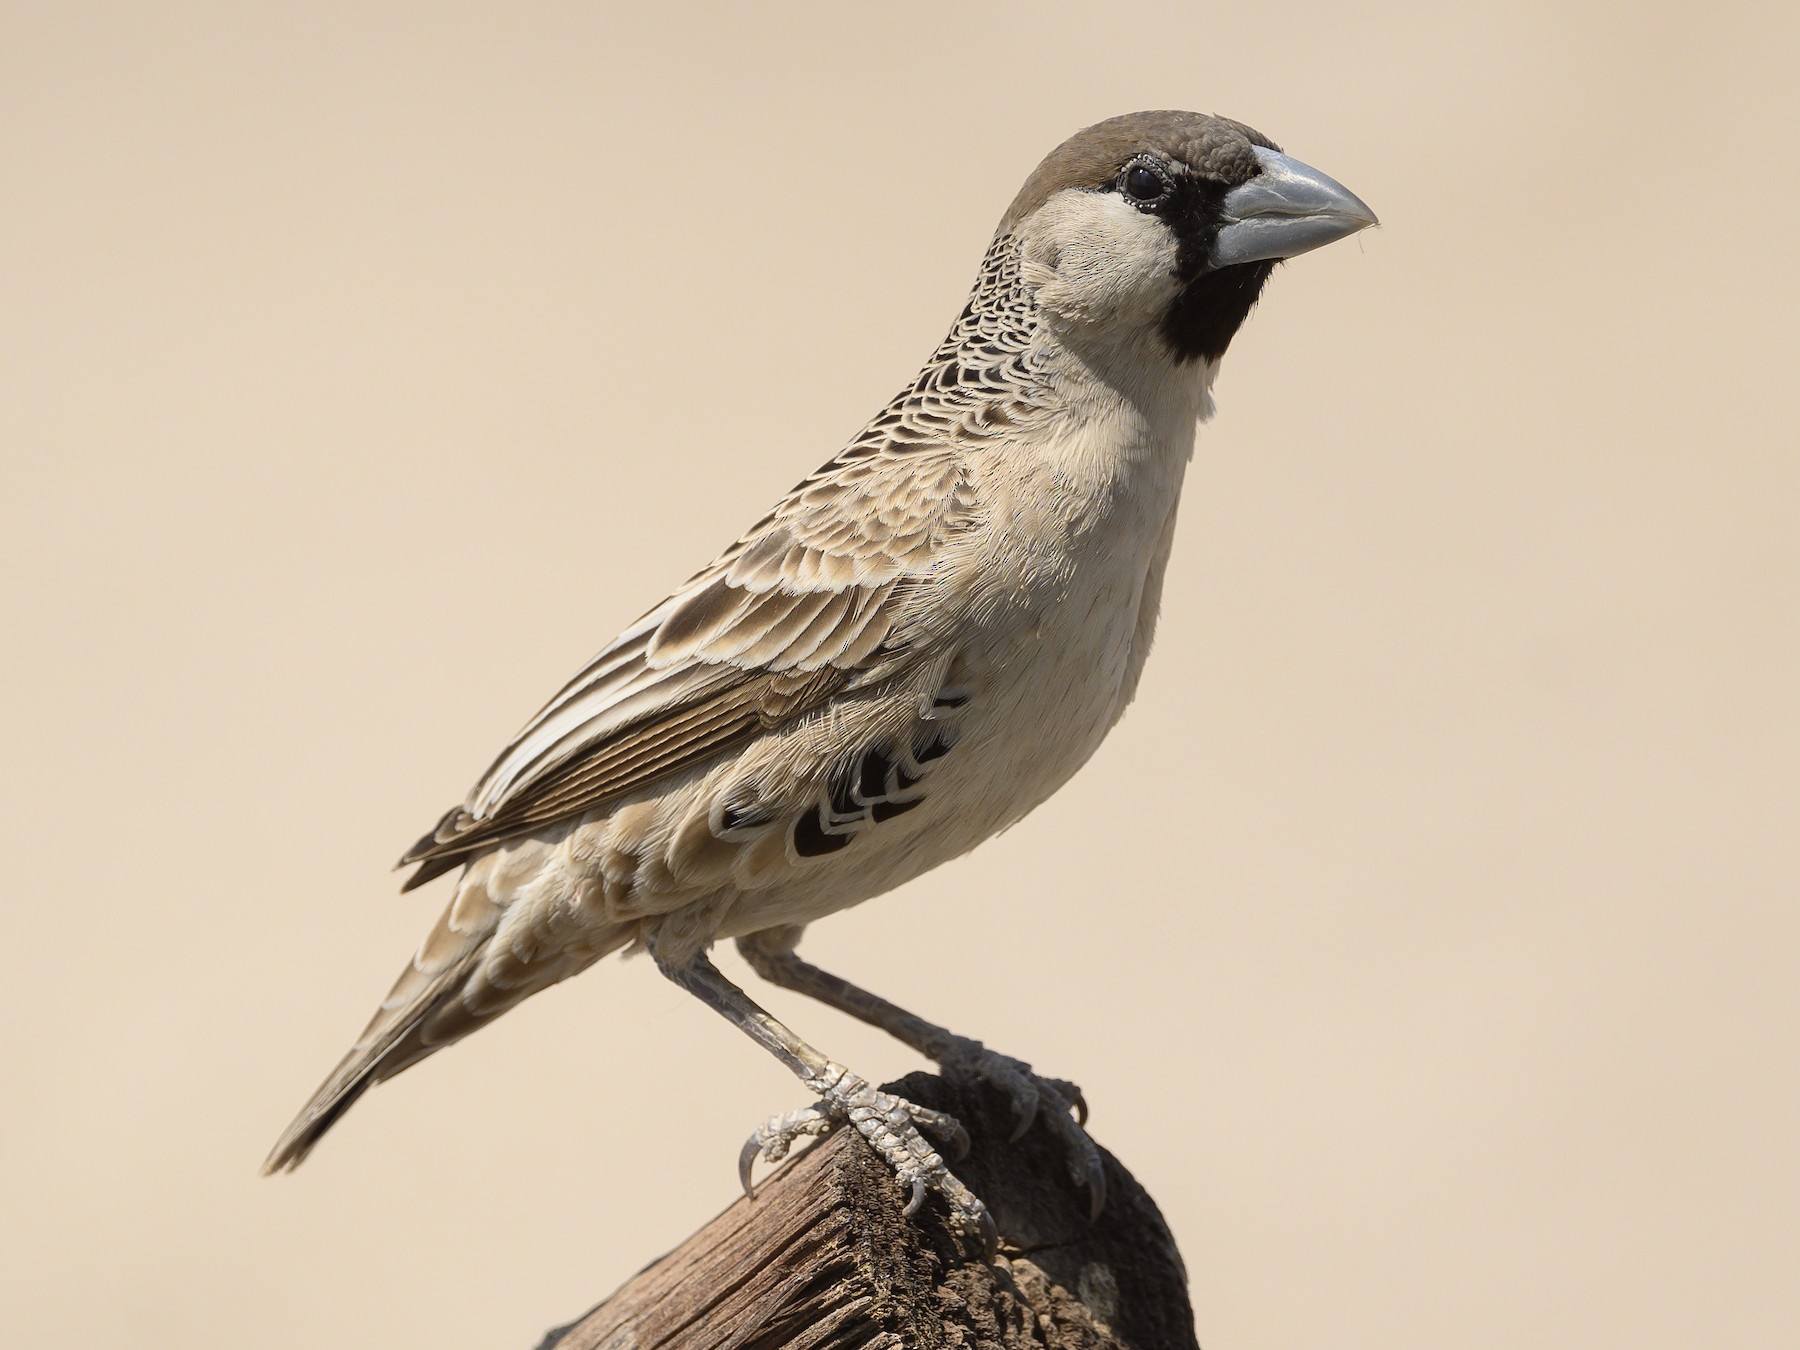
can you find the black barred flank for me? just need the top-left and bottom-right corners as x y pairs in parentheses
(858, 748), (897, 801)
(793, 809), (852, 857)
(870, 798), (923, 824)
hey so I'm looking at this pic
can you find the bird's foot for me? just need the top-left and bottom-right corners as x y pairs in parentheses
(739, 1064), (994, 1254)
(931, 1036), (1107, 1220)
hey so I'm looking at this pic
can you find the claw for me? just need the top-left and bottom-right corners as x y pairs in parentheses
(1005, 1086), (1039, 1143)
(907, 1103), (972, 1160)
(1040, 1087), (1107, 1221)
(737, 1106), (838, 1202)
(1039, 1076), (1089, 1126)
(738, 1134), (762, 1200)
(977, 1205), (999, 1260)
(943, 1116), (972, 1161)
(903, 1174), (927, 1217)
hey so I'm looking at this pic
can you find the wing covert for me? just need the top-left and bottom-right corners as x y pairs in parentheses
(399, 444), (977, 885)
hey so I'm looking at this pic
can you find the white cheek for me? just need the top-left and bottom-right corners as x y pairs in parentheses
(1020, 190), (1183, 327)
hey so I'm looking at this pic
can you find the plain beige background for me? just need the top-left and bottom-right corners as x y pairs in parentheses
(4, 2), (1795, 1346)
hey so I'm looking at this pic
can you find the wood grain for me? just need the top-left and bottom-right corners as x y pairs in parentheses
(535, 1072), (1200, 1350)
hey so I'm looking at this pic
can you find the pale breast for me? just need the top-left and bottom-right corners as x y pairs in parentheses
(951, 490), (1180, 830)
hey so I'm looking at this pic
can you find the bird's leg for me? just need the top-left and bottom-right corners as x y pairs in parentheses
(737, 927), (1106, 1218)
(655, 947), (994, 1250)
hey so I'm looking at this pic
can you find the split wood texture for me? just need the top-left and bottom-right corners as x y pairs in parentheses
(535, 1071), (1200, 1350)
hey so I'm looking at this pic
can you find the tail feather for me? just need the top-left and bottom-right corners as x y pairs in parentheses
(261, 951), (484, 1174)
(262, 867), (629, 1175)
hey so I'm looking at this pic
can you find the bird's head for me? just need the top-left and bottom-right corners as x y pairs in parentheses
(999, 110), (1376, 367)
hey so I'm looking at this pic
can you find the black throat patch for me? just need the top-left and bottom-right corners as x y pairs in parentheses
(1160, 258), (1277, 365)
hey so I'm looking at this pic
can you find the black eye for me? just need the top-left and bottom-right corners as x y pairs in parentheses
(1122, 163), (1170, 204)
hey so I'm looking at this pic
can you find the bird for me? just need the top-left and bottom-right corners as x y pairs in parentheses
(264, 109), (1376, 1246)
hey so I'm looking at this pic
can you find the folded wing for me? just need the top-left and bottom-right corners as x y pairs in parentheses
(398, 445), (978, 887)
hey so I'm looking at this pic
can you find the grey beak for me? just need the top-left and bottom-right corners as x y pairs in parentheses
(1209, 145), (1378, 270)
